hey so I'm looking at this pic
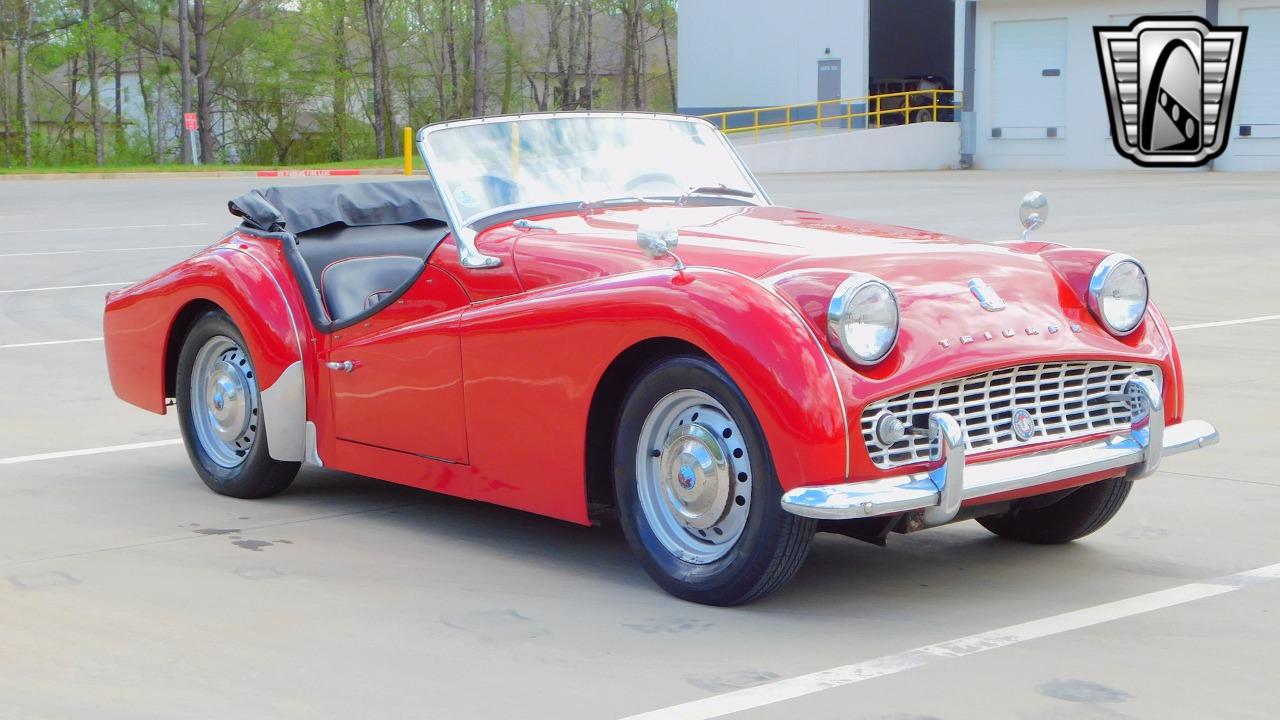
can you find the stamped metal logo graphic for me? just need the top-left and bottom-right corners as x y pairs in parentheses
(1095, 16), (1247, 167)
(967, 278), (1006, 312)
(1011, 408), (1036, 442)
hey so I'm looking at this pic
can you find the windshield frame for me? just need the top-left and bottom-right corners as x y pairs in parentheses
(415, 111), (772, 270)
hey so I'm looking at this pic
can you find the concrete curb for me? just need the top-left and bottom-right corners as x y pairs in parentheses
(0, 167), (419, 181)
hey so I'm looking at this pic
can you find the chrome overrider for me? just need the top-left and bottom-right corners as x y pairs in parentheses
(781, 374), (1219, 523)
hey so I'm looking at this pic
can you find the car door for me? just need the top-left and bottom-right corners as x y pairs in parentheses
(325, 264), (472, 464)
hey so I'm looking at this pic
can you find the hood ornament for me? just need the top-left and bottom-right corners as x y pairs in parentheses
(968, 278), (1006, 312)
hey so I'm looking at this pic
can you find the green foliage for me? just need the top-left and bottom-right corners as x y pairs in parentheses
(0, 0), (679, 168)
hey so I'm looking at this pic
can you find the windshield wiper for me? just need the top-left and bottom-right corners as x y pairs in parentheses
(579, 195), (676, 211)
(678, 185), (757, 205)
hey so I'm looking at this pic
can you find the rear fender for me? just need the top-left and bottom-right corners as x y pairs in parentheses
(103, 241), (308, 461)
(459, 267), (848, 522)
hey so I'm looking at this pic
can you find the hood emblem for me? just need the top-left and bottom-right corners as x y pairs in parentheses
(1012, 408), (1037, 441)
(968, 278), (1007, 312)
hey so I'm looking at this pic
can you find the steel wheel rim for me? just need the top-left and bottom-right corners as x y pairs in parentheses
(189, 335), (259, 469)
(635, 389), (754, 564)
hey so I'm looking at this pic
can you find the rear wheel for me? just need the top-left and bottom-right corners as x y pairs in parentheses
(176, 311), (299, 499)
(977, 477), (1132, 544)
(614, 356), (816, 605)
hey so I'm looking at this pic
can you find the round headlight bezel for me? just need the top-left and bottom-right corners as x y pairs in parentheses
(827, 275), (900, 366)
(1087, 253), (1149, 337)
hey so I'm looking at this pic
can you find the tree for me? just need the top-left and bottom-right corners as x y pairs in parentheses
(580, 0), (592, 109)
(364, 0), (389, 157)
(16, 0), (32, 166)
(1, 0), (10, 166)
(192, 0), (214, 162)
(654, 0), (675, 111)
(84, 0), (105, 165)
(471, 0), (485, 116)
(177, 0), (192, 162)
(0, 0), (680, 167)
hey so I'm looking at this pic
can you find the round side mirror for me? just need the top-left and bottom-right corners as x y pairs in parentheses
(637, 226), (679, 259)
(1019, 191), (1049, 233)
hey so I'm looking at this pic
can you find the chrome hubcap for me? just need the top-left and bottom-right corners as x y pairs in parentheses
(636, 389), (753, 564)
(190, 336), (259, 468)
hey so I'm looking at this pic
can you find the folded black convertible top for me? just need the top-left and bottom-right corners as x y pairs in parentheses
(228, 179), (447, 235)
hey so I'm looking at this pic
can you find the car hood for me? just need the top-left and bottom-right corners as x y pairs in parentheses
(511, 204), (986, 285)
(508, 204), (1172, 381)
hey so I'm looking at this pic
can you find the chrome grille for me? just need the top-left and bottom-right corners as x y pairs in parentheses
(861, 361), (1161, 469)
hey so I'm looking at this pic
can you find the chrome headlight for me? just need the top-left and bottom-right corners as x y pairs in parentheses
(1088, 254), (1149, 336)
(827, 275), (899, 365)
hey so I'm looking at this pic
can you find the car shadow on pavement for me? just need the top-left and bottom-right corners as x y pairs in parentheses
(277, 466), (649, 591)
(267, 466), (1145, 612)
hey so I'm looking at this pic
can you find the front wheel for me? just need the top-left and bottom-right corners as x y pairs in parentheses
(614, 356), (815, 606)
(977, 477), (1133, 544)
(176, 311), (299, 499)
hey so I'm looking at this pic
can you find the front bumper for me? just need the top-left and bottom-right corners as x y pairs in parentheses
(781, 375), (1219, 523)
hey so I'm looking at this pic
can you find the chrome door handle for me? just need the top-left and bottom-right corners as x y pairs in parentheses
(326, 360), (357, 373)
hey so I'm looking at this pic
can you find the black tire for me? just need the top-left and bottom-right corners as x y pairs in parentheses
(977, 477), (1133, 544)
(613, 355), (816, 606)
(176, 310), (299, 499)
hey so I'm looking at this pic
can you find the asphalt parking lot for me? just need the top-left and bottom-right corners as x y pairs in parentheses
(1, 170), (1277, 719)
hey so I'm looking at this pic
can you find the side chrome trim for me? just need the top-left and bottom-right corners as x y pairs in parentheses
(304, 420), (324, 467)
(781, 375), (1217, 522)
(259, 360), (306, 462)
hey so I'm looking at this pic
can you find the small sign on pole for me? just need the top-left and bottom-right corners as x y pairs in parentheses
(184, 113), (201, 166)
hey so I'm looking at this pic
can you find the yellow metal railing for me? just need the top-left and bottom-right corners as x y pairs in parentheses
(702, 89), (963, 140)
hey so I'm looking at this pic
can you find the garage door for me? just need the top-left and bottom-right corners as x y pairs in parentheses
(991, 19), (1067, 139)
(1234, 7), (1280, 134)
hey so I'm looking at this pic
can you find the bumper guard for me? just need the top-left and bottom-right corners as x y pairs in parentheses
(781, 375), (1218, 523)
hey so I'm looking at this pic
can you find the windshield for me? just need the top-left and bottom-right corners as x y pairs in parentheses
(420, 114), (765, 227)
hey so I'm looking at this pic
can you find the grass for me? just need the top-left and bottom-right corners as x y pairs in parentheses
(0, 156), (408, 175)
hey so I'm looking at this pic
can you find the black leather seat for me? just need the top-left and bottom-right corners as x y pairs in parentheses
(320, 255), (423, 322)
(230, 181), (453, 331)
(295, 221), (448, 280)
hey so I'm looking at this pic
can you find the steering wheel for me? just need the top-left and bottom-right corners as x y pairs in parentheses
(624, 172), (682, 195)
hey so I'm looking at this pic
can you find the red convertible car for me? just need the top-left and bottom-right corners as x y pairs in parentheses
(104, 113), (1217, 605)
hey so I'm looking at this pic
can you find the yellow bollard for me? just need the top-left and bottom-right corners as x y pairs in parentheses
(403, 127), (413, 176)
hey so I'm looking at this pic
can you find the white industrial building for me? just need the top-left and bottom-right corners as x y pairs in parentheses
(678, 0), (1279, 171)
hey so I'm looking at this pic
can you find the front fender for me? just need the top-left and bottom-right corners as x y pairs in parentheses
(103, 238), (309, 461)
(457, 267), (847, 522)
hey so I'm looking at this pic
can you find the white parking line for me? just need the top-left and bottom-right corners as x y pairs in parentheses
(1171, 314), (1280, 332)
(0, 337), (102, 350)
(0, 281), (134, 294)
(0, 244), (205, 258)
(0, 222), (209, 235)
(619, 566), (1276, 720)
(0, 439), (183, 465)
